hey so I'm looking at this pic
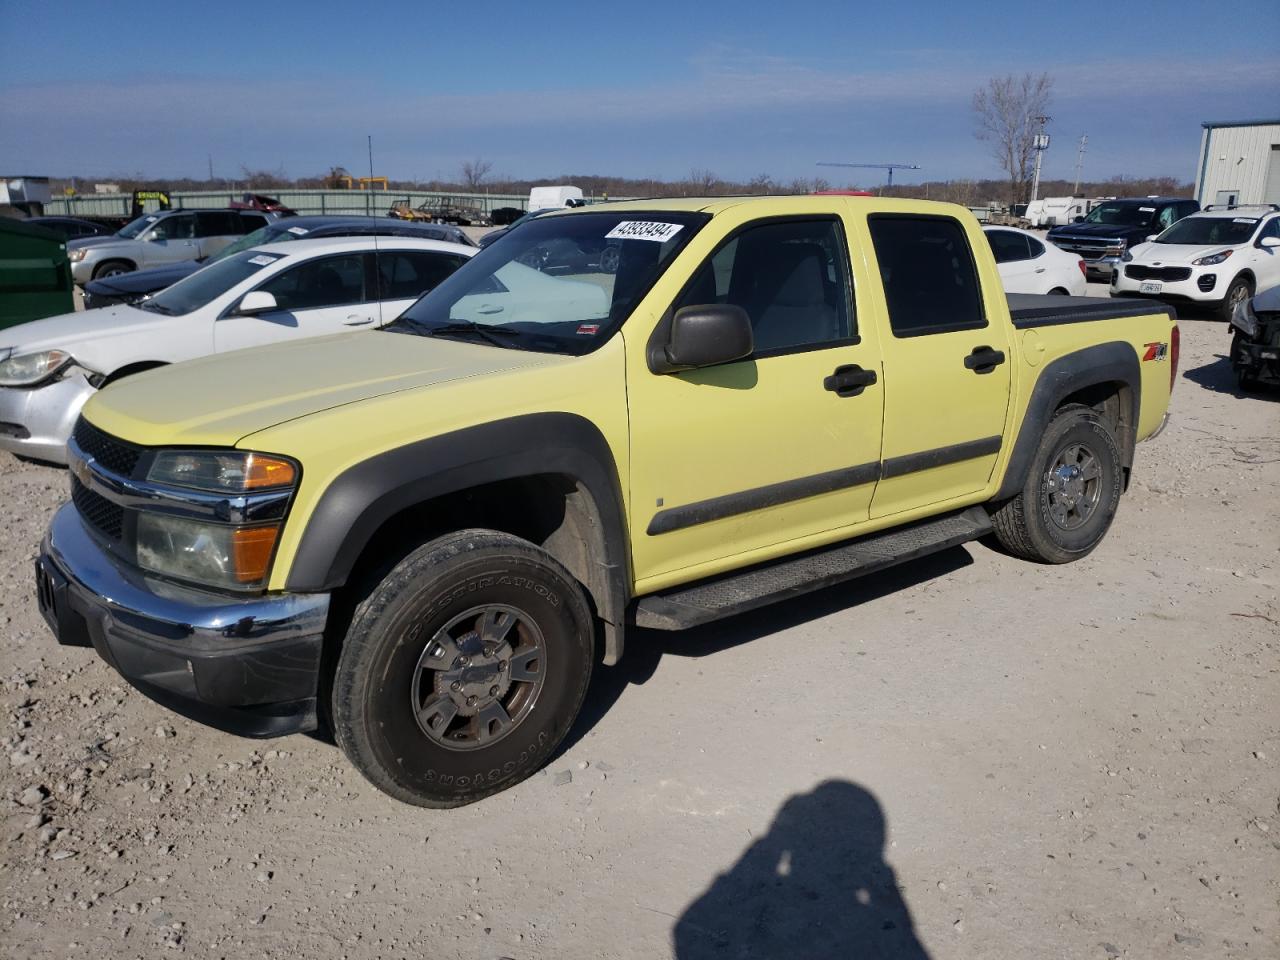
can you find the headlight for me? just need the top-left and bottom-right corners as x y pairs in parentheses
(68, 249), (87, 262)
(1121, 249), (1134, 263)
(136, 450), (299, 590)
(1192, 250), (1233, 266)
(1230, 297), (1259, 339)
(136, 514), (280, 590)
(147, 450), (297, 492)
(0, 349), (73, 387)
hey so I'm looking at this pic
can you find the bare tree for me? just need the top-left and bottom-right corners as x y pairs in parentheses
(686, 168), (721, 195)
(972, 73), (1053, 207)
(460, 158), (494, 192)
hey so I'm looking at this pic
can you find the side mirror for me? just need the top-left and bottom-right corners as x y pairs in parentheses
(1260, 236), (1280, 249)
(236, 290), (278, 315)
(146, 230), (164, 242)
(659, 304), (753, 372)
(1073, 215), (1085, 223)
(1146, 234), (1158, 242)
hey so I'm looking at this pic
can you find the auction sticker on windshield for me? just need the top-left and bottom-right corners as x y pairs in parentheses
(287, 226), (310, 235)
(247, 255), (279, 266)
(605, 221), (684, 242)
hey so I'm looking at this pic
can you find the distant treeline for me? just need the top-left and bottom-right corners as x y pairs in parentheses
(51, 169), (1193, 207)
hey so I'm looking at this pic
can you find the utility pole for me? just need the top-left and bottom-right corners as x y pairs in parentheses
(207, 154), (214, 182)
(1073, 134), (1088, 195)
(1029, 115), (1051, 204)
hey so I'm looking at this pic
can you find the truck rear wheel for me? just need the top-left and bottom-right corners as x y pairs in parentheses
(331, 529), (594, 807)
(989, 404), (1123, 564)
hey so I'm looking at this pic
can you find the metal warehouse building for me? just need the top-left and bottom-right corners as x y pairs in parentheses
(1194, 119), (1280, 207)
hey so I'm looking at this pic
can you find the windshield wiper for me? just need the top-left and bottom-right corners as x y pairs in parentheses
(137, 301), (174, 315)
(417, 320), (529, 349)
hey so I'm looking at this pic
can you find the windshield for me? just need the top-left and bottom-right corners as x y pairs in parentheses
(116, 213), (162, 239)
(1155, 216), (1258, 246)
(208, 223), (298, 262)
(1082, 202), (1158, 227)
(140, 250), (287, 316)
(388, 211), (708, 355)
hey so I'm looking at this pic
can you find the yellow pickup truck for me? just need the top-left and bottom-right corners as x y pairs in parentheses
(34, 196), (1178, 807)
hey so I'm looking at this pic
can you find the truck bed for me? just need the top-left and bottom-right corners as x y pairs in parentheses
(1007, 293), (1175, 329)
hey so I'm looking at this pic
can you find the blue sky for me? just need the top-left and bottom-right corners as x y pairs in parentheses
(2, 0), (1277, 187)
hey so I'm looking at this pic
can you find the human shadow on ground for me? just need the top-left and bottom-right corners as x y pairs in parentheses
(555, 546), (974, 759)
(673, 780), (931, 959)
(1182, 353), (1280, 401)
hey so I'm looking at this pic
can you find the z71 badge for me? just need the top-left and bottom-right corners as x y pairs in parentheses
(1142, 341), (1169, 362)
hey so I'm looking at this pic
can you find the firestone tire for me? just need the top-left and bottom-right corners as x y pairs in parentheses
(989, 404), (1123, 564)
(331, 529), (594, 807)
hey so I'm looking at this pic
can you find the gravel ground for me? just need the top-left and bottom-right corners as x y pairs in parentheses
(1, 314), (1277, 960)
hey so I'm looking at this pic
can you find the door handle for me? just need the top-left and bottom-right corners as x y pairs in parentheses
(964, 345), (1006, 374)
(823, 364), (877, 397)
(1034, 267), (1045, 273)
(477, 304), (504, 315)
(344, 315), (375, 326)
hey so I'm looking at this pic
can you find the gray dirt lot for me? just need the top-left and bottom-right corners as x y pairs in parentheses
(1, 314), (1277, 960)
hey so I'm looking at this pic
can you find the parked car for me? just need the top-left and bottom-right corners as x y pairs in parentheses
(477, 208), (555, 249)
(1047, 197), (1200, 281)
(34, 197), (1177, 808)
(229, 193), (295, 214)
(23, 216), (111, 240)
(1230, 283), (1280, 391)
(67, 209), (278, 284)
(528, 185), (584, 210)
(0, 236), (474, 463)
(82, 215), (478, 308)
(489, 206), (525, 226)
(983, 225), (1087, 296)
(1112, 205), (1280, 320)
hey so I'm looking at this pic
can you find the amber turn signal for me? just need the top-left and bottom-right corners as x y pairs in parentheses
(243, 454), (297, 490)
(232, 525), (281, 583)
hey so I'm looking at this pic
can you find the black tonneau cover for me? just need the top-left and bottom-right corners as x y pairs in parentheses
(1007, 293), (1175, 329)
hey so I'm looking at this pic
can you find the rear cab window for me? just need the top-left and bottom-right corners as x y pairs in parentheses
(868, 215), (985, 337)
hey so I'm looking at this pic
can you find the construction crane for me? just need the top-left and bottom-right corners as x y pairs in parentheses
(817, 161), (921, 189)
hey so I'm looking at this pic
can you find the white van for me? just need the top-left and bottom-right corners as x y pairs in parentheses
(528, 185), (584, 211)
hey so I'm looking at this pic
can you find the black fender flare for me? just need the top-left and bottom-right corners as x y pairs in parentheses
(993, 341), (1142, 501)
(284, 412), (631, 643)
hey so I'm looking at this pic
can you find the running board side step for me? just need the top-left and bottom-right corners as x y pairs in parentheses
(632, 506), (992, 630)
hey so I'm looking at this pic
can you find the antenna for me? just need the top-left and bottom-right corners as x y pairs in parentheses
(1073, 134), (1088, 195)
(368, 135), (383, 328)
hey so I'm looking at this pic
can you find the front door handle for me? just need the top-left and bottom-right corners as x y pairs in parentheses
(824, 364), (877, 397)
(344, 315), (375, 326)
(964, 345), (1006, 374)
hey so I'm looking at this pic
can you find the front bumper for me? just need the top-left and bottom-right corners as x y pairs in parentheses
(37, 503), (329, 738)
(1113, 267), (1219, 304)
(70, 259), (95, 285)
(0, 373), (96, 464)
(1233, 337), (1280, 382)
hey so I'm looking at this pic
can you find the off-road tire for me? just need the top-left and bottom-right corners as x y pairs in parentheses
(331, 529), (594, 807)
(989, 404), (1123, 564)
(1217, 276), (1252, 323)
(92, 260), (133, 280)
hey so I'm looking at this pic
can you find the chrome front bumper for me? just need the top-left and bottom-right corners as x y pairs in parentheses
(37, 503), (330, 737)
(0, 373), (96, 464)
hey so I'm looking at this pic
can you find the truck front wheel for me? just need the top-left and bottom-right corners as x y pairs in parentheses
(989, 404), (1123, 564)
(331, 529), (594, 807)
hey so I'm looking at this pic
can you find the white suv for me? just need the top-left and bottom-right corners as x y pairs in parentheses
(1112, 205), (1280, 320)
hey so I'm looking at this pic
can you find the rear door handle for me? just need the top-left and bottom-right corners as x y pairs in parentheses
(964, 345), (1006, 374)
(824, 364), (877, 397)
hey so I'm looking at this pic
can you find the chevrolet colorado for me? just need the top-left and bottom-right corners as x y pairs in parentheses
(34, 196), (1178, 807)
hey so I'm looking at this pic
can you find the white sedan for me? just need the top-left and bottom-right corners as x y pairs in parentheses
(984, 225), (1088, 297)
(0, 236), (473, 463)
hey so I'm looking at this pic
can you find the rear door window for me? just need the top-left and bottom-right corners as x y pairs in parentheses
(985, 230), (1031, 263)
(375, 251), (469, 300)
(196, 212), (242, 237)
(869, 215), (985, 337)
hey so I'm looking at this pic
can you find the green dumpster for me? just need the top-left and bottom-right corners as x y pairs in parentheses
(0, 218), (75, 331)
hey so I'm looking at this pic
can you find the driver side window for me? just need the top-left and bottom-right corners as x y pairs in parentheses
(674, 218), (855, 357)
(151, 214), (195, 240)
(259, 254), (367, 311)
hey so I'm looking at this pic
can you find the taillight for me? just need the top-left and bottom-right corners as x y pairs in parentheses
(1169, 323), (1180, 393)
(1077, 259), (1087, 276)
